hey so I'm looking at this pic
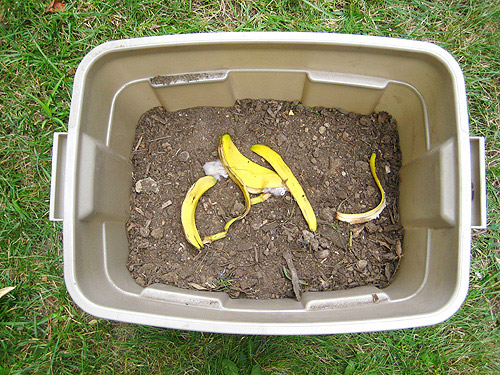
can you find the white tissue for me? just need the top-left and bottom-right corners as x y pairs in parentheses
(203, 160), (228, 181)
(263, 186), (288, 197)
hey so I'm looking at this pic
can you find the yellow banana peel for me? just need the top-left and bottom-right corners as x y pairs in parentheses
(251, 144), (317, 232)
(218, 134), (285, 194)
(181, 175), (217, 249)
(202, 136), (254, 244)
(336, 153), (386, 224)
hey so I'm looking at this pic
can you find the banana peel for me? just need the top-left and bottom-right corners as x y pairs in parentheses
(336, 153), (386, 224)
(251, 144), (317, 232)
(218, 134), (285, 194)
(183, 135), (317, 247)
(181, 175), (217, 249)
(202, 137), (254, 244)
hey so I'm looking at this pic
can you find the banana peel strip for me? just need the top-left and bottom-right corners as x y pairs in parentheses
(336, 153), (386, 224)
(251, 144), (317, 232)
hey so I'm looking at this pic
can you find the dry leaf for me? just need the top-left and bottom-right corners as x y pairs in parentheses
(0, 286), (14, 299)
(46, 0), (65, 13)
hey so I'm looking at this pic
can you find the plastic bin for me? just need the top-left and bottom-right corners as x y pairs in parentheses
(49, 32), (486, 335)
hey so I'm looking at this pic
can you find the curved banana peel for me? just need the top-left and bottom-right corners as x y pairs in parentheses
(219, 134), (285, 194)
(251, 144), (317, 232)
(181, 175), (217, 249)
(336, 153), (386, 224)
(202, 137), (254, 244)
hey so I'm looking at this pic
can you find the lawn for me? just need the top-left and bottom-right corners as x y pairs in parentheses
(0, 0), (499, 373)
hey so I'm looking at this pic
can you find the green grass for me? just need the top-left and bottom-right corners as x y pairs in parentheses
(1, 0), (499, 373)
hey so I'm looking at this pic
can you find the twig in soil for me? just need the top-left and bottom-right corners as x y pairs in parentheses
(370, 238), (391, 250)
(147, 135), (171, 142)
(133, 136), (143, 152)
(283, 251), (302, 301)
(389, 201), (396, 224)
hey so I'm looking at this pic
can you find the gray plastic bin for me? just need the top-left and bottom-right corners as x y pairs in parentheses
(49, 32), (486, 335)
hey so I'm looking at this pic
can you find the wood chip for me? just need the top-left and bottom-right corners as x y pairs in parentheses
(351, 225), (365, 238)
(188, 282), (208, 291)
(151, 114), (167, 125)
(385, 264), (392, 281)
(161, 200), (173, 209)
(283, 251), (302, 301)
(396, 239), (402, 256)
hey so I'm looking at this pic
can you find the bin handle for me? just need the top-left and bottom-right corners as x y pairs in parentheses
(49, 132), (68, 222)
(470, 137), (487, 229)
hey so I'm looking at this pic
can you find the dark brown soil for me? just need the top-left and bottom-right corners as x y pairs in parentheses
(126, 99), (403, 300)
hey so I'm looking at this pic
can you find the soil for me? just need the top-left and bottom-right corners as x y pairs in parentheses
(126, 99), (403, 300)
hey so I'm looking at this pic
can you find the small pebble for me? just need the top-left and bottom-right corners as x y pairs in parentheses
(316, 249), (330, 259)
(151, 228), (164, 239)
(337, 190), (348, 200)
(135, 177), (159, 194)
(319, 126), (326, 134)
(178, 151), (190, 162)
(360, 117), (371, 126)
(328, 157), (342, 173)
(277, 133), (288, 146)
(324, 122), (330, 128)
(319, 207), (334, 222)
(357, 259), (368, 270)
(319, 236), (330, 249)
(139, 227), (150, 237)
(365, 222), (378, 233)
(231, 201), (245, 216)
(302, 230), (314, 243)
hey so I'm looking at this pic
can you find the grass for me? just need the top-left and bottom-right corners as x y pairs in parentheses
(1, 0), (499, 373)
